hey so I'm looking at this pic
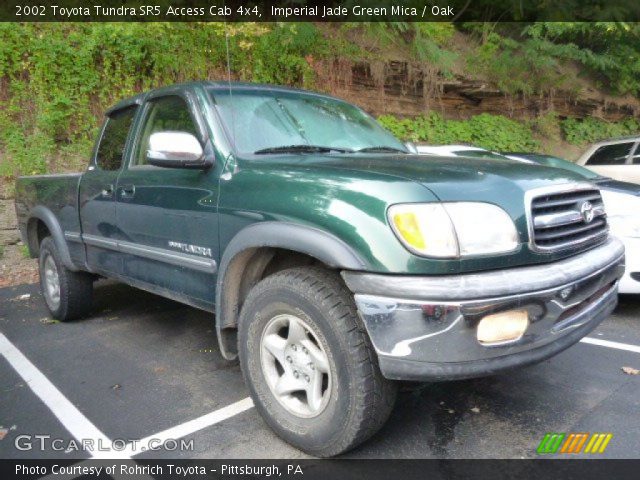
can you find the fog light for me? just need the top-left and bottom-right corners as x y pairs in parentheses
(477, 310), (529, 346)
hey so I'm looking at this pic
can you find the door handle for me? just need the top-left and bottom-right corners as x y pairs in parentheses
(120, 185), (136, 198)
(101, 184), (114, 197)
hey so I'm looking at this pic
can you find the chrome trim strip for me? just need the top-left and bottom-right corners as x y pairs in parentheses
(82, 233), (118, 249)
(533, 206), (606, 229)
(80, 234), (216, 274)
(342, 236), (624, 301)
(529, 227), (609, 252)
(551, 283), (618, 333)
(118, 240), (216, 274)
(524, 182), (607, 253)
(64, 231), (82, 243)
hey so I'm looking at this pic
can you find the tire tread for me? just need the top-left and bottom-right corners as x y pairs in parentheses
(239, 266), (397, 457)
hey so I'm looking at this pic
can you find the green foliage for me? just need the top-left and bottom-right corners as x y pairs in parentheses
(0, 22), (327, 178)
(561, 117), (640, 145)
(463, 22), (640, 97)
(528, 112), (562, 142)
(465, 30), (575, 95)
(378, 112), (539, 151)
(20, 244), (30, 259)
(239, 23), (325, 87)
(524, 22), (640, 96)
(379, 111), (640, 151)
(369, 22), (458, 76)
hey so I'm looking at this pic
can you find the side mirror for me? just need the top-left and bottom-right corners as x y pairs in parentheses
(146, 131), (211, 169)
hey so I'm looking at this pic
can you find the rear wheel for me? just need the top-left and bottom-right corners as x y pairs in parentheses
(38, 236), (93, 321)
(238, 266), (397, 457)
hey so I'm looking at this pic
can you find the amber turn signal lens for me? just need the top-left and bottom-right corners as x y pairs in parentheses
(392, 212), (426, 250)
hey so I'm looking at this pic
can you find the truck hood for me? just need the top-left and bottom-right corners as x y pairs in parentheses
(247, 152), (589, 205)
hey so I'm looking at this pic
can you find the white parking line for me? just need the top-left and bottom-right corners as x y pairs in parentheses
(1, 332), (255, 456)
(581, 336), (640, 354)
(0, 332), (114, 459)
(1, 331), (255, 479)
(123, 397), (254, 458)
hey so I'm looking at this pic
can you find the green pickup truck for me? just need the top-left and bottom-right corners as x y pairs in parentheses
(15, 82), (624, 456)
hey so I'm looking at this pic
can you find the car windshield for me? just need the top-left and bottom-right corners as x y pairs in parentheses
(530, 155), (602, 180)
(209, 88), (407, 155)
(452, 149), (510, 160)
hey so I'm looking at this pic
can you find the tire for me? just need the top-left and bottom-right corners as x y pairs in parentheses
(238, 266), (397, 457)
(38, 236), (93, 321)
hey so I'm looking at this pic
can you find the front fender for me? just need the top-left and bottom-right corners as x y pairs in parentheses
(214, 221), (368, 360)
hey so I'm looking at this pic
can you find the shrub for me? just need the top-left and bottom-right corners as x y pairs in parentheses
(561, 117), (640, 145)
(378, 112), (539, 151)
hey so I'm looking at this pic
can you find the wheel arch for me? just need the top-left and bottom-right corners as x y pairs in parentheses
(215, 222), (368, 360)
(26, 206), (77, 271)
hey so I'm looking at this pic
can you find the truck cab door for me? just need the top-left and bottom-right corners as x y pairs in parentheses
(79, 105), (139, 276)
(114, 90), (220, 309)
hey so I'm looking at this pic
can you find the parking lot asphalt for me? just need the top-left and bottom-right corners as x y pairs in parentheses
(1, 280), (639, 460)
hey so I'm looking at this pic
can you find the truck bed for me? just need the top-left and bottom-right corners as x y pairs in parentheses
(14, 173), (82, 254)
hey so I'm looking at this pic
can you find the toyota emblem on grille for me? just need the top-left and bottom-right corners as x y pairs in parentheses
(581, 201), (594, 223)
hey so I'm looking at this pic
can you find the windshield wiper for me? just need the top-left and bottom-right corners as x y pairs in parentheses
(254, 145), (352, 154)
(355, 146), (407, 154)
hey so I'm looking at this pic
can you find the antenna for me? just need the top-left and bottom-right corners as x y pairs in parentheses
(223, 11), (236, 156)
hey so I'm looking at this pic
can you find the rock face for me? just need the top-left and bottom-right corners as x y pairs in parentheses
(315, 59), (640, 121)
(0, 199), (20, 246)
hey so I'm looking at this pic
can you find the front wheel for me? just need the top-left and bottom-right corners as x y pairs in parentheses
(238, 267), (397, 457)
(38, 236), (93, 321)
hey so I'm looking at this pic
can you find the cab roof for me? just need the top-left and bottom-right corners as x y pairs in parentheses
(105, 81), (338, 116)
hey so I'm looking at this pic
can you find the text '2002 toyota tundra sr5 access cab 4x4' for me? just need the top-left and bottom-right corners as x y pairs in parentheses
(15, 82), (624, 456)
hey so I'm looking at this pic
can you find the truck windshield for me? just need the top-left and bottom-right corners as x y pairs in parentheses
(209, 88), (407, 155)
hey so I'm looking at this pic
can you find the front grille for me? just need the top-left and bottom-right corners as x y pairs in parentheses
(529, 186), (608, 252)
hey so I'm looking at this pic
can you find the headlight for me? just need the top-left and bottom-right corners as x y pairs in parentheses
(388, 202), (519, 258)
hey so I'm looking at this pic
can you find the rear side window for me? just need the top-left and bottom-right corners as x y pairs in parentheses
(586, 142), (634, 166)
(632, 144), (640, 165)
(95, 105), (138, 171)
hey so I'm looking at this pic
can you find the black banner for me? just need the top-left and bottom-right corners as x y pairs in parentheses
(1, 0), (640, 22)
(1, 459), (640, 480)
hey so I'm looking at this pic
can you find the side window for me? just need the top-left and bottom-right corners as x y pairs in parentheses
(133, 96), (199, 166)
(631, 143), (640, 165)
(586, 142), (634, 166)
(95, 106), (138, 171)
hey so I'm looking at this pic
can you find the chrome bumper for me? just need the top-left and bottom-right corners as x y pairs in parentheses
(342, 238), (625, 381)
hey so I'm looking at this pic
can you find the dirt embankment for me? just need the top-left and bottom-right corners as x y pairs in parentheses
(0, 183), (37, 287)
(314, 58), (640, 122)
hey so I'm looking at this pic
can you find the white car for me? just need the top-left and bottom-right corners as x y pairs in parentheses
(598, 188), (640, 293)
(416, 144), (517, 160)
(576, 136), (640, 184)
(417, 145), (640, 293)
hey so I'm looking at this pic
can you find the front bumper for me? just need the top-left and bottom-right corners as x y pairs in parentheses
(342, 237), (625, 381)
